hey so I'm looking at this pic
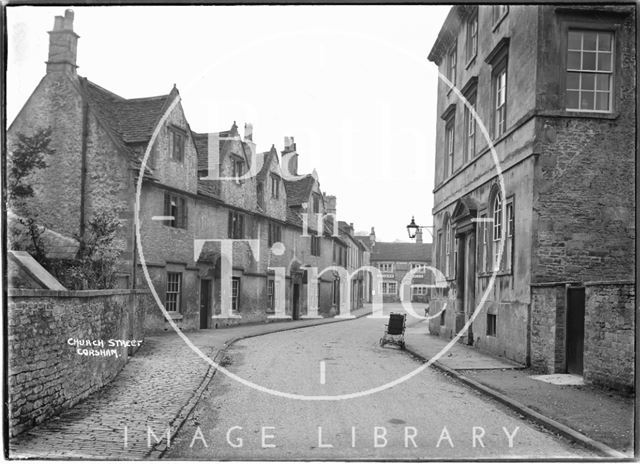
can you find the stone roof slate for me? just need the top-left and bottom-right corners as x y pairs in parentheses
(370, 242), (432, 262)
(283, 175), (315, 206)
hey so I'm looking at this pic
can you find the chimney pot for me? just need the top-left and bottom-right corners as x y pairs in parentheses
(63, 9), (74, 29)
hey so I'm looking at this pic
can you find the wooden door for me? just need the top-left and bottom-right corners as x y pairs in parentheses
(566, 287), (585, 375)
(200, 279), (212, 329)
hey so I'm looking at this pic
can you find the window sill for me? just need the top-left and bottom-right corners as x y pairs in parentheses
(477, 270), (513, 278)
(163, 224), (187, 231)
(541, 109), (620, 120)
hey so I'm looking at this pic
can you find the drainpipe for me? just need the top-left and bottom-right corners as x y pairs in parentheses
(79, 101), (89, 251)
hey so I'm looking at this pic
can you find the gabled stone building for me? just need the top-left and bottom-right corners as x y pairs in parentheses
(8, 10), (368, 331)
(427, 5), (635, 390)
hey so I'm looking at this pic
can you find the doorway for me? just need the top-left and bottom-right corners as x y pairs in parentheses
(292, 283), (300, 320)
(463, 233), (476, 345)
(566, 287), (585, 375)
(200, 279), (212, 329)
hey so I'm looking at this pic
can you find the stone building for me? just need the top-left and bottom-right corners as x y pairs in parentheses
(8, 10), (368, 331)
(427, 5), (635, 390)
(357, 228), (433, 304)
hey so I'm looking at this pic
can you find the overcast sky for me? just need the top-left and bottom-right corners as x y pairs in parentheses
(7, 5), (450, 243)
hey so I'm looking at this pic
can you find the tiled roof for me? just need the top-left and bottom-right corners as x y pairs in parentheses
(83, 79), (173, 144)
(191, 131), (210, 171)
(283, 175), (315, 206)
(77, 77), (177, 179)
(286, 208), (303, 227)
(371, 242), (432, 262)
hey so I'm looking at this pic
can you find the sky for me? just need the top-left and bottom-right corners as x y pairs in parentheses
(7, 5), (451, 243)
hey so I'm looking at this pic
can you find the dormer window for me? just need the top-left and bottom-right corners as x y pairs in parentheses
(312, 194), (321, 213)
(270, 174), (280, 199)
(231, 156), (244, 183)
(168, 127), (185, 162)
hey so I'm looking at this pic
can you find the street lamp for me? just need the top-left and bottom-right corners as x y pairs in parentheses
(406, 216), (433, 240)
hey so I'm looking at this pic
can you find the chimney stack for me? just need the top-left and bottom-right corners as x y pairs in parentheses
(46, 9), (79, 75)
(244, 123), (253, 141)
(369, 227), (376, 247)
(415, 229), (423, 244)
(325, 195), (337, 216)
(283, 136), (298, 175)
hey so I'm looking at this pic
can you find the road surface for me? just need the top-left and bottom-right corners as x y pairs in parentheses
(164, 305), (593, 460)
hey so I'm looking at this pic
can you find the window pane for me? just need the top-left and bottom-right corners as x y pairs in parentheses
(596, 74), (610, 91)
(582, 52), (596, 70)
(583, 31), (597, 50)
(598, 33), (612, 51)
(567, 51), (581, 69)
(596, 92), (610, 111)
(568, 31), (582, 49)
(567, 72), (580, 89)
(582, 73), (595, 91)
(580, 91), (594, 110)
(597, 52), (612, 71)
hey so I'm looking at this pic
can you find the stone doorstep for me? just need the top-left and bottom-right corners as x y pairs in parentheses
(529, 373), (585, 386)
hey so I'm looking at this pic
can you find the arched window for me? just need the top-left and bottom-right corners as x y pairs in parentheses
(492, 192), (503, 270)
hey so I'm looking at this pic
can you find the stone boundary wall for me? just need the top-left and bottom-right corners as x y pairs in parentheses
(584, 281), (634, 392)
(530, 281), (634, 392)
(7, 289), (152, 437)
(530, 283), (567, 373)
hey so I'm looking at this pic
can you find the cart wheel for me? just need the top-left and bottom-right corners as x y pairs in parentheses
(379, 338), (385, 347)
(400, 342), (406, 350)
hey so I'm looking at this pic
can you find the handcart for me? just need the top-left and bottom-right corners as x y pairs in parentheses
(379, 312), (406, 349)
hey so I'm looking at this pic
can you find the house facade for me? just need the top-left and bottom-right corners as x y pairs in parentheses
(428, 5), (635, 390)
(8, 10), (371, 332)
(358, 229), (433, 304)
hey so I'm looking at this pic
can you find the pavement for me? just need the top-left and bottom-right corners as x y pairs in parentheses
(402, 317), (635, 457)
(8, 306), (372, 459)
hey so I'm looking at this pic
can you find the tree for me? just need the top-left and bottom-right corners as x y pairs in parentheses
(7, 128), (54, 263)
(8, 128), (52, 204)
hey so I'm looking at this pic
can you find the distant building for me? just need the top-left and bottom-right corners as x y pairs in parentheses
(358, 228), (432, 304)
(428, 5), (634, 390)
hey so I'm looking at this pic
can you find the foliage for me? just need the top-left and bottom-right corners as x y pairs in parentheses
(7, 128), (52, 204)
(7, 128), (53, 264)
(66, 209), (125, 290)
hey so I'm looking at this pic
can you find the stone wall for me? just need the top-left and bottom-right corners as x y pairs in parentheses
(584, 281), (634, 392)
(530, 281), (634, 392)
(7, 289), (152, 437)
(532, 6), (636, 284)
(530, 283), (566, 373)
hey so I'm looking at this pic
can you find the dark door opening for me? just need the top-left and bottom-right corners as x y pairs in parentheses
(292, 283), (300, 320)
(566, 287), (585, 375)
(200, 279), (212, 329)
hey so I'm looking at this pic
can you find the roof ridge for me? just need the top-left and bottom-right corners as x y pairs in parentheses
(121, 94), (171, 103)
(82, 77), (126, 101)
